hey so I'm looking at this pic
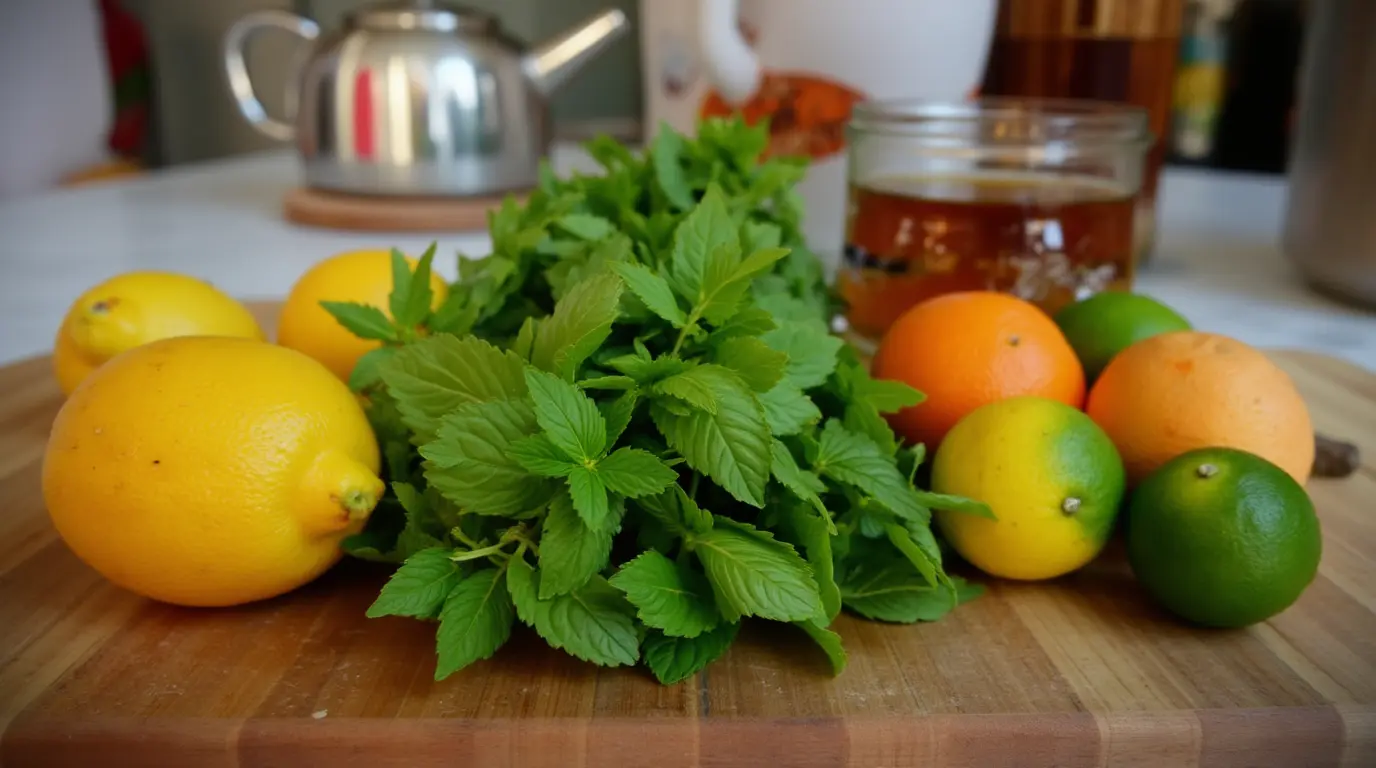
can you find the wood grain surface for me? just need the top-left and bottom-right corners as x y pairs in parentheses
(0, 347), (1372, 767)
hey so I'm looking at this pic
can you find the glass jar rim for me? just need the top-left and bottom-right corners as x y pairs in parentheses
(850, 97), (1153, 148)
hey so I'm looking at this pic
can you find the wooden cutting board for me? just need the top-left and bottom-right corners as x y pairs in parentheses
(1, 348), (1373, 768)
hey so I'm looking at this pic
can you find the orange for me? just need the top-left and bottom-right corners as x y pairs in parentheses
(1085, 331), (1314, 486)
(43, 336), (382, 607)
(278, 250), (448, 381)
(872, 291), (1085, 449)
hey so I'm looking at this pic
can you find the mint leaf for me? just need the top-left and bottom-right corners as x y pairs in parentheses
(524, 368), (607, 461)
(539, 489), (614, 598)
(763, 323), (844, 389)
(736, 247), (793, 281)
(693, 518), (821, 623)
(912, 489), (996, 520)
(692, 243), (789, 329)
(774, 503), (840, 622)
(349, 345), (397, 392)
(434, 567), (515, 680)
(641, 622), (738, 685)
(694, 243), (751, 326)
(952, 575), (986, 605)
(794, 619), (846, 675)
(612, 262), (687, 327)
(567, 465), (611, 529)
(814, 420), (928, 524)
(759, 382), (822, 436)
(365, 547), (461, 620)
(609, 551), (721, 638)
(578, 375), (637, 391)
(509, 434), (577, 477)
(652, 375), (770, 507)
(885, 524), (942, 591)
(635, 484), (712, 536)
(388, 247), (415, 321)
(321, 301), (397, 342)
(841, 566), (954, 623)
(608, 348), (692, 384)
(346, 491), (449, 564)
(755, 290), (828, 331)
(714, 337), (786, 392)
(709, 307), (776, 341)
(558, 213), (616, 241)
(837, 541), (954, 623)
(770, 440), (831, 526)
(742, 220), (782, 251)
(651, 364), (741, 414)
(600, 390), (639, 445)
(531, 272), (623, 379)
(841, 363), (925, 413)
(382, 335), (527, 442)
(422, 400), (555, 516)
(511, 316), (537, 360)
(668, 184), (737, 304)
(652, 366), (717, 413)
(394, 518), (447, 560)
(598, 448), (678, 498)
(651, 122), (695, 211)
(843, 403), (900, 454)
(507, 557), (640, 667)
(548, 235), (633, 303)
(393, 244), (437, 327)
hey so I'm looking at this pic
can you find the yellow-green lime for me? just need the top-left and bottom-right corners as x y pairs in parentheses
(931, 396), (1126, 581)
(1053, 291), (1191, 380)
(1126, 447), (1321, 628)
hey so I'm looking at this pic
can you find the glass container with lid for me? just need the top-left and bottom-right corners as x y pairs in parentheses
(837, 97), (1152, 346)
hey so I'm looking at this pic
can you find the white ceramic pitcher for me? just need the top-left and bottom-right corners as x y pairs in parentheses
(640, 0), (998, 263)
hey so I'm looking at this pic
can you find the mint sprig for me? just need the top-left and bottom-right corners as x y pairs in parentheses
(330, 117), (989, 684)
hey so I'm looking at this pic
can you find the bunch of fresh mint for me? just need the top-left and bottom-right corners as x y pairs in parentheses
(326, 117), (991, 684)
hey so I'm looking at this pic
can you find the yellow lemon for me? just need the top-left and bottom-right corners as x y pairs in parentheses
(930, 396), (1126, 580)
(42, 336), (383, 607)
(278, 249), (449, 381)
(52, 271), (264, 394)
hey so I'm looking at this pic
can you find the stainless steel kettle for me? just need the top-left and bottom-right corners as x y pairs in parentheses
(1282, 0), (1376, 307)
(223, 0), (629, 197)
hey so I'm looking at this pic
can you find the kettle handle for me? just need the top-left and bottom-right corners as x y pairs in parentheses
(223, 11), (320, 141)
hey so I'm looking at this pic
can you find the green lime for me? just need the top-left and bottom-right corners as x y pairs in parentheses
(1053, 292), (1191, 380)
(1126, 447), (1322, 628)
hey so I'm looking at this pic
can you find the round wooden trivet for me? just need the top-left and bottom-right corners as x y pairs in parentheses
(283, 187), (524, 233)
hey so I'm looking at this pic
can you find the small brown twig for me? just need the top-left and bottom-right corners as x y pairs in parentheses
(1313, 433), (1361, 478)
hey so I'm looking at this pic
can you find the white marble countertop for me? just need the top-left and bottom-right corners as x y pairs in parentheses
(1, 148), (1373, 370)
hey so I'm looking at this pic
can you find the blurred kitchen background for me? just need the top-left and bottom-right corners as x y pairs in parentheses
(0, 0), (1307, 199)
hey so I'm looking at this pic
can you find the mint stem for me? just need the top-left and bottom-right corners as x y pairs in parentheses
(669, 311), (701, 357)
(451, 542), (510, 562)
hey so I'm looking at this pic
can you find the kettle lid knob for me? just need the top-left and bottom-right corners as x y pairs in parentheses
(348, 0), (491, 32)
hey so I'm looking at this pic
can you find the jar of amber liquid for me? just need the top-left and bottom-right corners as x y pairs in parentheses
(837, 98), (1151, 348)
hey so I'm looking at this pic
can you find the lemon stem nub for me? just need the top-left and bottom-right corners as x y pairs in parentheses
(1061, 497), (1082, 516)
(298, 450), (385, 536)
(1197, 463), (1219, 479)
(339, 488), (379, 520)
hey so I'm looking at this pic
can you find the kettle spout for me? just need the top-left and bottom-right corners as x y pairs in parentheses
(523, 9), (630, 97)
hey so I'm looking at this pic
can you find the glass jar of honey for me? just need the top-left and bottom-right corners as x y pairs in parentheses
(837, 98), (1151, 347)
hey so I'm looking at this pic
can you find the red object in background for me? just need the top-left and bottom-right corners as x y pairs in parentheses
(354, 70), (375, 159)
(97, 0), (152, 159)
